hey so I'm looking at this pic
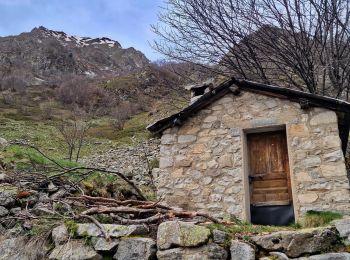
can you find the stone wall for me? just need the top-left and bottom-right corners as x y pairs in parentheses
(156, 91), (350, 220)
(3, 219), (350, 259)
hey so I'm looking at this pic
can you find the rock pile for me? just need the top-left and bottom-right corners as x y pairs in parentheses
(81, 139), (160, 186)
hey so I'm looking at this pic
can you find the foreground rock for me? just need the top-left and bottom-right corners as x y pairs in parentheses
(332, 218), (350, 245)
(295, 252), (350, 259)
(0, 236), (49, 260)
(49, 240), (102, 260)
(0, 184), (17, 207)
(92, 237), (119, 253)
(157, 221), (211, 250)
(251, 227), (338, 258)
(230, 240), (255, 260)
(76, 223), (148, 238)
(51, 224), (69, 246)
(114, 237), (156, 260)
(157, 243), (227, 260)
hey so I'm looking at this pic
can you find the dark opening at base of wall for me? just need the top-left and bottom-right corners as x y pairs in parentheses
(251, 203), (295, 226)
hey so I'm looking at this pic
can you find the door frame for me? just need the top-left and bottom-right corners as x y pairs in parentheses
(241, 124), (297, 223)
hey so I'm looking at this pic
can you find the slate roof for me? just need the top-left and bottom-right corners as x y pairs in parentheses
(147, 77), (350, 136)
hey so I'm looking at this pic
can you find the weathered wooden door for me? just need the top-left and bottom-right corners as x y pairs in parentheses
(247, 130), (294, 225)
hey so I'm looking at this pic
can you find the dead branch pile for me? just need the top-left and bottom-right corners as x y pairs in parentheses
(1, 142), (225, 238)
(64, 195), (220, 225)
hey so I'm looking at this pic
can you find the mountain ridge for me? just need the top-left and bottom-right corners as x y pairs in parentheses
(0, 26), (150, 84)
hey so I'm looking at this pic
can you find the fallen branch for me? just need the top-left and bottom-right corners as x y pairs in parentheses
(80, 206), (220, 223)
(50, 167), (146, 200)
(111, 213), (166, 224)
(10, 142), (64, 169)
(66, 195), (171, 209)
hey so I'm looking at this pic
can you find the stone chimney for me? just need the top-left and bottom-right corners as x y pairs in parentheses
(184, 78), (215, 104)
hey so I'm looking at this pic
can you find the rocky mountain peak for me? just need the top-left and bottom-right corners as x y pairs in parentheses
(0, 27), (149, 83)
(31, 26), (122, 49)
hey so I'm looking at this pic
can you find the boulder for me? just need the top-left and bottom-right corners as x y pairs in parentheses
(212, 229), (229, 244)
(0, 206), (8, 217)
(0, 173), (9, 183)
(0, 224), (5, 233)
(295, 252), (350, 260)
(0, 138), (8, 149)
(0, 184), (18, 207)
(92, 237), (119, 253)
(157, 243), (227, 260)
(76, 223), (148, 238)
(49, 240), (102, 260)
(0, 236), (48, 260)
(157, 221), (211, 250)
(51, 224), (69, 246)
(113, 237), (156, 260)
(31, 203), (55, 216)
(269, 252), (289, 260)
(332, 218), (350, 245)
(9, 207), (21, 215)
(49, 189), (68, 200)
(230, 240), (255, 260)
(251, 227), (339, 258)
(0, 237), (27, 260)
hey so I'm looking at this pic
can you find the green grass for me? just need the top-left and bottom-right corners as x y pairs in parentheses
(87, 112), (152, 146)
(3, 144), (80, 169)
(303, 210), (343, 228)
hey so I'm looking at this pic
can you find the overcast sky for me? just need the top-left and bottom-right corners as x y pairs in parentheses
(0, 0), (165, 61)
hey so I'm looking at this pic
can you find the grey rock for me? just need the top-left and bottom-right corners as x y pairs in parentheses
(48, 182), (59, 193)
(270, 251), (289, 260)
(332, 218), (350, 245)
(230, 128), (241, 137)
(157, 243), (227, 260)
(157, 221), (211, 250)
(251, 227), (339, 258)
(178, 135), (197, 143)
(92, 237), (119, 253)
(52, 224), (69, 246)
(113, 237), (156, 260)
(49, 240), (102, 260)
(5, 225), (24, 238)
(0, 173), (9, 183)
(212, 229), (229, 244)
(76, 223), (148, 238)
(9, 207), (21, 215)
(296, 252), (350, 260)
(230, 240), (255, 260)
(323, 150), (344, 162)
(31, 203), (55, 215)
(0, 224), (5, 233)
(0, 137), (8, 149)
(38, 192), (50, 202)
(0, 184), (18, 207)
(49, 189), (68, 200)
(0, 237), (27, 260)
(0, 236), (48, 260)
(0, 206), (8, 217)
(251, 118), (277, 128)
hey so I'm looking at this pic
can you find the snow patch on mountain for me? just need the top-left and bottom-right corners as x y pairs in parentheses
(37, 26), (121, 48)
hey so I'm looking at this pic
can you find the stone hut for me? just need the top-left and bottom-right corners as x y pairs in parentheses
(147, 78), (350, 225)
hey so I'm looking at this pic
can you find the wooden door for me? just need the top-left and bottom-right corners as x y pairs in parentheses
(247, 131), (292, 206)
